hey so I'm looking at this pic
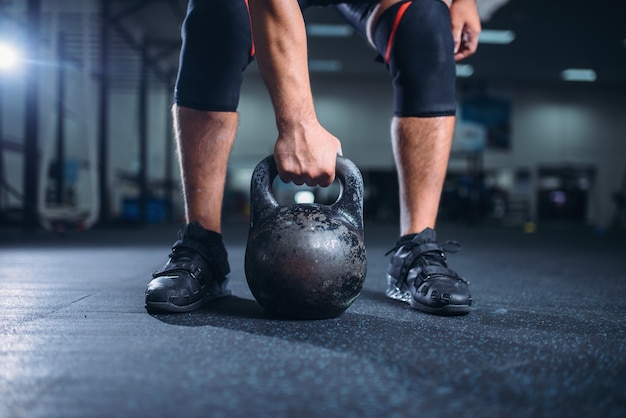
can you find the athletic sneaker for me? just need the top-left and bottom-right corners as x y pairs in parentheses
(145, 222), (231, 313)
(385, 228), (472, 316)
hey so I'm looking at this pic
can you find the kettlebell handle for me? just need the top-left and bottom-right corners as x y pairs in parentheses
(249, 155), (364, 232)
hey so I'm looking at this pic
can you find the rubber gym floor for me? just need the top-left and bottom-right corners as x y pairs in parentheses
(1, 221), (624, 418)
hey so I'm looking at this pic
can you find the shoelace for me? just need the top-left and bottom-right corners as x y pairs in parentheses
(169, 240), (194, 260)
(169, 237), (213, 264)
(155, 237), (210, 279)
(386, 237), (468, 285)
(165, 236), (229, 278)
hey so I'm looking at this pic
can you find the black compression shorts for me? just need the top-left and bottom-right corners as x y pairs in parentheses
(174, 0), (456, 117)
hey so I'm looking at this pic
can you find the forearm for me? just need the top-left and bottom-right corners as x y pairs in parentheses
(248, 0), (316, 131)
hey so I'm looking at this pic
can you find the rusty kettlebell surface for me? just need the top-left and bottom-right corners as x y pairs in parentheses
(244, 155), (367, 319)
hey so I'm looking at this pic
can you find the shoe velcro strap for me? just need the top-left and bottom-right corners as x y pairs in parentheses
(153, 258), (202, 279)
(399, 242), (444, 279)
(421, 265), (462, 280)
(154, 239), (229, 279)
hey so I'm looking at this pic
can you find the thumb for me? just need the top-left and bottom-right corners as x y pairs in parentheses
(451, 22), (463, 54)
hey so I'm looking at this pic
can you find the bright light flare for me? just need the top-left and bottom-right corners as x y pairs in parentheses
(0, 43), (19, 70)
(294, 191), (315, 204)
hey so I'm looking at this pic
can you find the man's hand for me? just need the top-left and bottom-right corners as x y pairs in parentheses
(450, 0), (481, 61)
(249, 0), (342, 188)
(274, 120), (343, 187)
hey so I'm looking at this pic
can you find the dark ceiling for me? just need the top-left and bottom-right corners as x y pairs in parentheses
(104, 0), (626, 89)
(463, 0), (626, 87)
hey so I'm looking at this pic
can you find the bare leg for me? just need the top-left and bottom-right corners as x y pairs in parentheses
(387, 115), (472, 316)
(173, 105), (238, 233)
(391, 115), (456, 236)
(145, 105), (236, 313)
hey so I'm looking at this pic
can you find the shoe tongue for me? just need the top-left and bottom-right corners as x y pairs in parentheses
(183, 222), (223, 244)
(413, 228), (447, 266)
(412, 227), (437, 244)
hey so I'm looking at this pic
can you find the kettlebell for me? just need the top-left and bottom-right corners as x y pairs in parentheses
(244, 155), (367, 319)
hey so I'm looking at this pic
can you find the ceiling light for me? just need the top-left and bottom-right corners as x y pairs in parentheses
(307, 24), (353, 38)
(456, 64), (474, 78)
(309, 59), (342, 72)
(561, 68), (597, 82)
(479, 29), (516, 44)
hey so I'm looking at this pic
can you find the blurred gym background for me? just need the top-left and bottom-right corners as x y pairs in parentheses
(1, 0), (625, 234)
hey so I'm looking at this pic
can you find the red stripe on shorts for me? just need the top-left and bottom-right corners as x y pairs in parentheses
(244, 0), (255, 57)
(385, 1), (412, 64)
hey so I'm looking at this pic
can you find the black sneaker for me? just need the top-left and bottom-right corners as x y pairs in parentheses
(385, 228), (472, 316)
(145, 222), (231, 313)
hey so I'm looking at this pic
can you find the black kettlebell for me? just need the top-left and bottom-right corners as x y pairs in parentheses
(244, 155), (367, 319)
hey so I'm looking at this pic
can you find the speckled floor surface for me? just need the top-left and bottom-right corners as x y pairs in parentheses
(0, 222), (625, 418)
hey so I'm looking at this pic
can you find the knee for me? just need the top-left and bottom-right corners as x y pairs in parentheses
(373, 0), (454, 65)
(372, 0), (456, 117)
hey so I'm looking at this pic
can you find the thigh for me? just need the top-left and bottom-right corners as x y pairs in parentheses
(174, 0), (254, 112)
(333, 2), (379, 40)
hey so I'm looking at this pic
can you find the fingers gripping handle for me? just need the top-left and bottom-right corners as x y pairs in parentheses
(249, 155), (364, 233)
